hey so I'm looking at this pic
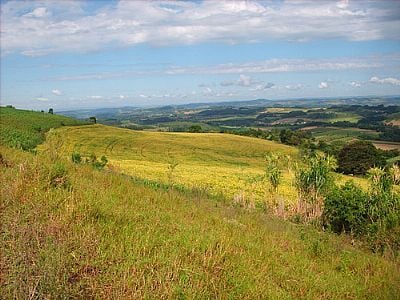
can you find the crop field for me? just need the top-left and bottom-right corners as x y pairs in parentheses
(45, 125), (367, 206)
(323, 112), (361, 123)
(44, 125), (300, 204)
(305, 127), (380, 143)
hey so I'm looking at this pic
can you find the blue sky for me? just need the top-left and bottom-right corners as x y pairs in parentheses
(1, 0), (400, 110)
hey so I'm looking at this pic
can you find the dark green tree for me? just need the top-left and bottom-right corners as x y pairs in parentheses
(48, 108), (54, 114)
(338, 141), (384, 175)
(188, 125), (202, 133)
(89, 116), (97, 124)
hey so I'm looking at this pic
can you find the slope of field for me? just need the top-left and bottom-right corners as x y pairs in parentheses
(1, 145), (399, 298)
(304, 127), (380, 143)
(0, 107), (87, 150)
(47, 124), (299, 203)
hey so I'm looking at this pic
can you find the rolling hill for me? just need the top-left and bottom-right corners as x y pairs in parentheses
(43, 124), (301, 203)
(1, 108), (399, 298)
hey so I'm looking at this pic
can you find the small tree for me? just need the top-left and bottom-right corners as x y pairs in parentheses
(48, 108), (54, 114)
(338, 141), (384, 175)
(265, 153), (282, 193)
(89, 116), (97, 124)
(294, 153), (337, 221)
(188, 125), (202, 133)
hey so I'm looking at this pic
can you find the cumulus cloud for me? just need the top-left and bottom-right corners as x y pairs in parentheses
(23, 7), (50, 18)
(318, 82), (329, 89)
(370, 76), (400, 86)
(52, 89), (62, 95)
(349, 81), (361, 87)
(119, 95), (126, 99)
(1, 0), (400, 56)
(36, 97), (48, 102)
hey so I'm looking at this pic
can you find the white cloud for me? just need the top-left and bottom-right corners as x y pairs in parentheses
(238, 75), (253, 87)
(370, 76), (400, 86)
(285, 84), (303, 91)
(221, 74), (260, 87)
(23, 7), (50, 18)
(349, 81), (361, 87)
(202, 87), (213, 96)
(88, 95), (103, 99)
(54, 55), (387, 81)
(139, 94), (148, 98)
(1, 0), (399, 56)
(250, 82), (275, 91)
(119, 95), (126, 99)
(36, 97), (48, 102)
(52, 89), (62, 95)
(318, 82), (329, 89)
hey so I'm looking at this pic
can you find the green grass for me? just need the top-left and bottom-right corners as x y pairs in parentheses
(0, 107), (87, 150)
(1, 145), (399, 299)
(324, 112), (361, 123)
(308, 127), (380, 143)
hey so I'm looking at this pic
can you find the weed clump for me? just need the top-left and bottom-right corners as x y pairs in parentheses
(71, 152), (108, 170)
(49, 162), (69, 188)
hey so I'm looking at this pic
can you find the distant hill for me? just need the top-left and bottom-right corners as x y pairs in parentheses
(60, 95), (400, 119)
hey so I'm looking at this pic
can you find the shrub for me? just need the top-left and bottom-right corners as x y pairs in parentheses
(323, 181), (368, 234)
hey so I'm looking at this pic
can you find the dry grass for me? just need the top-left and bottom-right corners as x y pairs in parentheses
(1, 145), (400, 299)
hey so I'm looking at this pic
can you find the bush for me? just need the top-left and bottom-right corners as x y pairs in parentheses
(323, 181), (368, 234)
(324, 167), (400, 254)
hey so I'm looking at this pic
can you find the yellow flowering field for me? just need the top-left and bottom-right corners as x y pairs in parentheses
(45, 124), (366, 205)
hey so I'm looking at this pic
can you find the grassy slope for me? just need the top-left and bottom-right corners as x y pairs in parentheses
(45, 124), (301, 203)
(0, 107), (87, 150)
(50, 124), (368, 204)
(1, 145), (399, 299)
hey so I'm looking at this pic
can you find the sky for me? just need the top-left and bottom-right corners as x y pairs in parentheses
(1, 0), (400, 111)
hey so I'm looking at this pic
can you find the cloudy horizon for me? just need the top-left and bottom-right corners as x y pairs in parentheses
(1, 0), (400, 110)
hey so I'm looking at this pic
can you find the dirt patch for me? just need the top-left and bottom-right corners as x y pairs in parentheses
(372, 142), (400, 151)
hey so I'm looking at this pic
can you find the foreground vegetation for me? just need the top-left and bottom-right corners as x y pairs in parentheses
(1, 145), (400, 298)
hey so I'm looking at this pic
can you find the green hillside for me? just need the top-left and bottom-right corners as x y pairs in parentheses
(0, 107), (87, 150)
(1, 109), (399, 298)
(1, 145), (399, 298)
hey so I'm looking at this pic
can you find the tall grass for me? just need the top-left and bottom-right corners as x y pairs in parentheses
(1, 145), (399, 298)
